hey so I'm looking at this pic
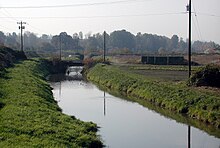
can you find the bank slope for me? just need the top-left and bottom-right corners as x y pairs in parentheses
(87, 64), (220, 128)
(0, 60), (103, 147)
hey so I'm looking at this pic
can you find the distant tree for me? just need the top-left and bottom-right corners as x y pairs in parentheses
(0, 31), (6, 45)
(178, 37), (187, 52)
(29, 32), (38, 48)
(41, 34), (51, 43)
(144, 34), (157, 52)
(5, 33), (18, 49)
(170, 35), (179, 50)
(79, 31), (83, 40)
(109, 30), (135, 50)
(1, 30), (219, 55)
(94, 33), (103, 49)
(135, 32), (142, 51)
(61, 32), (74, 50)
(40, 42), (54, 51)
(51, 32), (77, 51)
(158, 47), (166, 55)
(215, 43), (220, 50)
(51, 35), (60, 51)
(86, 36), (99, 50)
(23, 31), (39, 50)
(73, 33), (79, 39)
(72, 33), (80, 48)
(134, 33), (179, 54)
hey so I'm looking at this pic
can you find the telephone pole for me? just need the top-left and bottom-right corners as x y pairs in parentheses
(17, 21), (26, 52)
(103, 31), (106, 62)
(187, 1), (192, 148)
(187, 0), (192, 78)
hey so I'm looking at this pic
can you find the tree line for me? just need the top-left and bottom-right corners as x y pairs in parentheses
(0, 30), (219, 55)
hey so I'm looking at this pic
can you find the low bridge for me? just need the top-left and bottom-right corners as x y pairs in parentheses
(50, 60), (84, 74)
(62, 60), (84, 67)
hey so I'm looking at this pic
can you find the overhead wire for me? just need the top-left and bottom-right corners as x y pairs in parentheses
(0, 0), (152, 9)
(0, 8), (46, 35)
(0, 12), (186, 20)
(0, 9), (17, 23)
(26, 23), (48, 35)
(192, 16), (200, 41)
(0, 0), (183, 35)
(1, 9), (19, 21)
(0, 24), (15, 31)
(192, 1), (203, 41)
(0, 0), (218, 43)
(196, 12), (220, 18)
(0, 8), (186, 35)
(0, 9), (17, 31)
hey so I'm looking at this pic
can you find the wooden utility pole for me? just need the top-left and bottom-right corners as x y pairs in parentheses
(188, 125), (191, 148)
(104, 91), (106, 116)
(188, 0), (192, 78)
(17, 21), (26, 51)
(103, 31), (106, 62)
(187, 1), (192, 148)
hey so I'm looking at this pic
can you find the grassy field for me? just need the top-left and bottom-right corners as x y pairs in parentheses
(114, 64), (202, 82)
(0, 59), (103, 147)
(87, 64), (220, 130)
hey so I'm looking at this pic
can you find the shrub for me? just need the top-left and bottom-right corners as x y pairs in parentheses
(0, 46), (26, 70)
(188, 64), (220, 88)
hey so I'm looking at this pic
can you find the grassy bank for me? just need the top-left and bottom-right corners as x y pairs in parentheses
(0, 59), (102, 147)
(0, 46), (26, 77)
(87, 64), (220, 129)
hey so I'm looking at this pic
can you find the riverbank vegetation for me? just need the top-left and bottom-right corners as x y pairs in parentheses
(0, 46), (26, 76)
(87, 64), (220, 129)
(0, 58), (103, 147)
(188, 64), (220, 88)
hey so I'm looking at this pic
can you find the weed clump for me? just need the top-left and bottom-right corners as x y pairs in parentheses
(188, 64), (220, 88)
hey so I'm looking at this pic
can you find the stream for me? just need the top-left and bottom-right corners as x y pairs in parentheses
(49, 67), (220, 148)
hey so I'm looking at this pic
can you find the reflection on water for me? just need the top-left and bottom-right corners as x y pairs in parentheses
(103, 92), (106, 116)
(49, 73), (83, 82)
(188, 125), (191, 148)
(49, 68), (220, 148)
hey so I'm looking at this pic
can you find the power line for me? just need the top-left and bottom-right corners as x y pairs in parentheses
(0, 24), (15, 31)
(26, 23), (47, 34)
(0, 12), (186, 20)
(192, 2), (203, 41)
(192, 16), (201, 41)
(197, 12), (220, 18)
(0, 9), (46, 34)
(193, 15), (203, 41)
(0, 0), (151, 9)
(0, 9), (18, 23)
(1, 9), (19, 21)
(0, 9), (16, 31)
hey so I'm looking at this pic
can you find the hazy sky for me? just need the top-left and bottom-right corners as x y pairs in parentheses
(0, 0), (219, 43)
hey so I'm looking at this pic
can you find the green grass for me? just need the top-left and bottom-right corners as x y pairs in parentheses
(114, 64), (203, 82)
(87, 64), (220, 129)
(0, 60), (103, 147)
(121, 64), (201, 71)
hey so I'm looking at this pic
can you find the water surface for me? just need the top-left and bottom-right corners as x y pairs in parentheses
(50, 71), (220, 148)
